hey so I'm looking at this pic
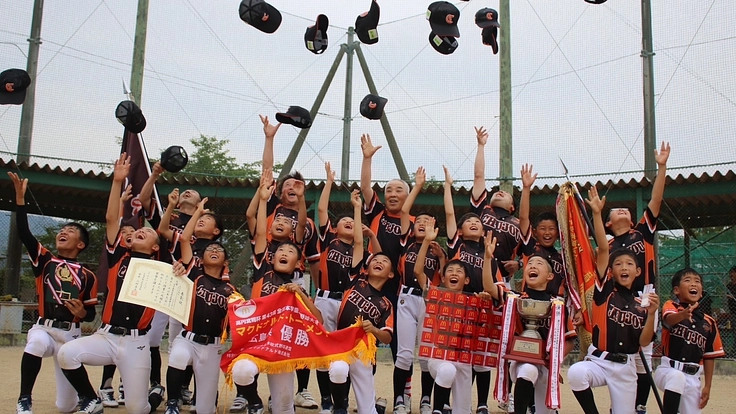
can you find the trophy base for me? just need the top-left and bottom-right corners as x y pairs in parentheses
(505, 336), (547, 366)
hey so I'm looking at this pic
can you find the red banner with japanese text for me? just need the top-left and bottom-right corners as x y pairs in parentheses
(221, 290), (376, 378)
(417, 287), (502, 367)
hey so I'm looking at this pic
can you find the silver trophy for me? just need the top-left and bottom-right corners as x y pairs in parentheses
(516, 298), (553, 339)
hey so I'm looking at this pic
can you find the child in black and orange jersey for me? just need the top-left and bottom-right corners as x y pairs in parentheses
(606, 142), (670, 413)
(163, 197), (237, 414)
(329, 190), (395, 414)
(231, 175), (322, 414)
(654, 267), (725, 414)
(567, 187), (660, 414)
(58, 153), (165, 414)
(314, 162), (377, 413)
(9, 172), (98, 414)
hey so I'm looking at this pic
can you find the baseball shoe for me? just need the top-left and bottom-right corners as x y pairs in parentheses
(268, 396), (272, 413)
(419, 397), (431, 414)
(229, 395), (247, 413)
(16, 395), (32, 414)
(165, 399), (181, 414)
(318, 396), (334, 414)
(295, 389), (319, 409)
(403, 396), (412, 414)
(635, 405), (647, 414)
(333, 410), (348, 414)
(180, 388), (194, 406)
(247, 403), (264, 414)
(393, 404), (408, 414)
(476, 405), (489, 414)
(148, 384), (166, 411)
(98, 388), (118, 408)
(75, 397), (103, 414)
(442, 404), (452, 414)
(117, 385), (125, 405)
(376, 397), (388, 414)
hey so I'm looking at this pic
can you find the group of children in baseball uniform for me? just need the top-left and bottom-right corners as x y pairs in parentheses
(12, 117), (725, 414)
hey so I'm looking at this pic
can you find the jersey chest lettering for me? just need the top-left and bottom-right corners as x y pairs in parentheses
(404, 251), (438, 269)
(552, 260), (565, 275)
(480, 214), (521, 241)
(670, 323), (707, 351)
(607, 303), (644, 329)
(195, 284), (229, 309)
(346, 291), (382, 323)
(379, 216), (402, 236)
(458, 250), (483, 269)
(326, 248), (352, 267)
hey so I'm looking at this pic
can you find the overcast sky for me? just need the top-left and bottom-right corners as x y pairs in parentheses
(1, 0), (735, 189)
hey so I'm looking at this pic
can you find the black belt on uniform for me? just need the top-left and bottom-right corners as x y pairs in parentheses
(401, 286), (423, 297)
(182, 330), (219, 345)
(591, 348), (629, 364)
(669, 359), (700, 375)
(37, 317), (79, 330)
(316, 289), (343, 300)
(102, 324), (149, 336)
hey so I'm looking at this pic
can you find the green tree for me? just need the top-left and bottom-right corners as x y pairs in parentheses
(178, 134), (281, 178)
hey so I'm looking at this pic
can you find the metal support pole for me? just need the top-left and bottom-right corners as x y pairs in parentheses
(5, 0), (45, 297)
(641, 0), (657, 181)
(280, 46), (347, 179)
(354, 44), (409, 182)
(129, 0), (149, 104)
(498, 0), (513, 193)
(341, 28), (356, 182)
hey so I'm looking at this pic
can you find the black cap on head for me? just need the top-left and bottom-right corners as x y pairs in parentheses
(355, 0), (380, 45)
(275, 106), (312, 129)
(0, 69), (31, 105)
(584, 0), (607, 3)
(475, 8), (500, 28)
(239, 0), (282, 34)
(429, 32), (459, 55)
(304, 14), (329, 54)
(115, 100), (147, 133)
(360, 94), (388, 120)
(482, 26), (499, 54)
(160, 146), (189, 173)
(427, 1), (461, 38)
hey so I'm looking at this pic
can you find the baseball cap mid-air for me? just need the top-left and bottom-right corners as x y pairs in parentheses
(475, 8), (500, 28)
(0, 68), (31, 105)
(360, 94), (388, 120)
(429, 32), (459, 55)
(115, 100), (147, 133)
(304, 14), (330, 54)
(355, 0), (380, 45)
(276, 106), (312, 129)
(482, 26), (499, 54)
(160, 146), (189, 173)
(239, 0), (282, 34)
(426, 1), (461, 38)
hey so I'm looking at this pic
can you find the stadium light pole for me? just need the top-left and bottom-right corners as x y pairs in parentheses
(498, 0), (513, 194)
(641, 0), (657, 181)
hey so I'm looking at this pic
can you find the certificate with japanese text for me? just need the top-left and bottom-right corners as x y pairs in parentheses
(119, 258), (193, 324)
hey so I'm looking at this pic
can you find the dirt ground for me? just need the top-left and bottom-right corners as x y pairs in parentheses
(1, 346), (733, 414)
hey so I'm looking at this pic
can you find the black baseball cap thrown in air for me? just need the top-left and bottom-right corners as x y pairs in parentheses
(276, 106), (312, 129)
(305, 14), (329, 54)
(355, 0), (380, 45)
(475, 8), (500, 28)
(115, 100), (147, 134)
(239, 0), (282, 34)
(429, 32), (459, 55)
(482, 26), (499, 55)
(0, 68), (31, 105)
(426, 1), (461, 38)
(360, 94), (388, 120)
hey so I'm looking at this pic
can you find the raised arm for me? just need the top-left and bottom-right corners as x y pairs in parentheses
(254, 169), (274, 256)
(519, 163), (537, 237)
(639, 294), (660, 346)
(401, 166), (425, 235)
(106, 153), (130, 245)
(139, 161), (164, 215)
(472, 126), (489, 201)
(351, 190), (364, 267)
(260, 114), (281, 173)
(414, 218), (438, 290)
(7, 172), (38, 252)
(360, 134), (381, 203)
(586, 186), (609, 279)
(180, 197), (207, 264)
(443, 166), (458, 239)
(284, 283), (324, 325)
(293, 179), (307, 244)
(157, 188), (179, 242)
(318, 162), (336, 229)
(482, 232), (502, 300)
(245, 191), (259, 236)
(648, 141), (670, 217)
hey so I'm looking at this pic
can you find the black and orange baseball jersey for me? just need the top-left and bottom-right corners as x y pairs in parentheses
(608, 207), (657, 292)
(661, 300), (725, 363)
(250, 251), (297, 299)
(183, 263), (236, 338)
(103, 234), (156, 330)
(363, 192), (412, 295)
(447, 234), (498, 294)
(16, 206), (98, 322)
(470, 190), (522, 280)
(168, 230), (215, 262)
(317, 222), (366, 292)
(397, 232), (442, 289)
(591, 276), (648, 354)
(264, 196), (320, 264)
(519, 233), (567, 297)
(336, 271), (394, 333)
